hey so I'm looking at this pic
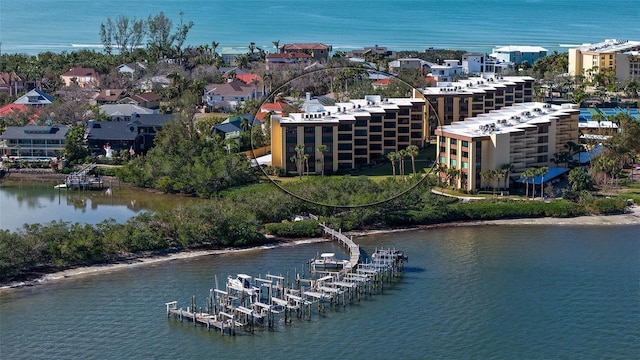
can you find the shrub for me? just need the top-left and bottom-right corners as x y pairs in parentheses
(264, 220), (320, 238)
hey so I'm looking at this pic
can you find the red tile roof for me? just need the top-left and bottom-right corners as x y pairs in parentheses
(260, 102), (287, 112)
(372, 78), (392, 86)
(0, 103), (43, 122)
(235, 73), (262, 85)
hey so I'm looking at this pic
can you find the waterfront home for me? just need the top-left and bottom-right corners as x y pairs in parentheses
(347, 46), (396, 60)
(60, 67), (99, 88)
(0, 123), (69, 159)
(279, 43), (330, 62)
(568, 39), (640, 83)
(85, 114), (173, 156)
(0, 103), (46, 125)
(117, 62), (147, 77)
(491, 45), (548, 66)
(266, 52), (312, 65)
(211, 114), (261, 140)
(388, 58), (429, 75)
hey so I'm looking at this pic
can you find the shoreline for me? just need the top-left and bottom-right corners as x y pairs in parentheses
(2, 207), (638, 293)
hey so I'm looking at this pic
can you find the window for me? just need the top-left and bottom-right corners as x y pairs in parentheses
(462, 141), (469, 147)
(450, 149), (457, 155)
(439, 156), (446, 163)
(462, 151), (469, 158)
(451, 139), (457, 145)
(462, 161), (468, 169)
(450, 159), (457, 166)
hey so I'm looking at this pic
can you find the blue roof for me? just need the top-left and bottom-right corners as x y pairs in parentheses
(516, 167), (569, 185)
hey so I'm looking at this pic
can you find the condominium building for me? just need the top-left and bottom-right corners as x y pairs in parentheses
(491, 45), (548, 65)
(434, 102), (579, 192)
(418, 75), (535, 138)
(270, 95), (425, 174)
(568, 39), (640, 80)
(615, 51), (640, 83)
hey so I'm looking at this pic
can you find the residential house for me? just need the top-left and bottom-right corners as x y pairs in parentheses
(118, 92), (161, 109)
(347, 46), (396, 60)
(461, 53), (487, 74)
(211, 114), (260, 140)
(13, 89), (55, 107)
(137, 75), (171, 91)
(279, 43), (330, 62)
(266, 52), (312, 65)
(271, 95), (426, 174)
(0, 72), (24, 97)
(491, 46), (548, 65)
(203, 79), (259, 112)
(93, 89), (125, 105)
(568, 39), (640, 81)
(428, 60), (463, 82)
(388, 58), (429, 75)
(0, 124), (70, 159)
(117, 62), (147, 77)
(99, 104), (154, 121)
(60, 67), (99, 87)
(85, 114), (173, 156)
(434, 102), (579, 192)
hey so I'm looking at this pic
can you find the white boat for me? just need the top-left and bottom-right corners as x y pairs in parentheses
(311, 253), (350, 270)
(371, 249), (408, 262)
(227, 274), (261, 297)
(53, 184), (68, 189)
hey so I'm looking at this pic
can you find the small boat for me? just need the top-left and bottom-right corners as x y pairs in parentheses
(53, 183), (68, 189)
(227, 274), (261, 297)
(371, 249), (408, 263)
(311, 253), (350, 270)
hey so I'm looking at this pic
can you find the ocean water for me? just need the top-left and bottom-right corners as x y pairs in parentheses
(0, 225), (638, 359)
(0, 0), (638, 56)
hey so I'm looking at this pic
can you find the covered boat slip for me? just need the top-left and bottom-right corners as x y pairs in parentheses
(165, 222), (407, 335)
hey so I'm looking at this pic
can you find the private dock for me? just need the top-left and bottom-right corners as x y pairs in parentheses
(56, 163), (104, 190)
(165, 217), (407, 336)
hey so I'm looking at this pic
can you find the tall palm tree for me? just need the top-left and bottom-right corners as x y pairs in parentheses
(272, 40), (280, 53)
(520, 169), (532, 198)
(303, 154), (310, 177)
(406, 145), (419, 176)
(537, 166), (549, 199)
(387, 152), (398, 180)
(397, 149), (407, 180)
(294, 144), (304, 180)
(317, 145), (328, 176)
(500, 163), (513, 191)
(211, 41), (219, 59)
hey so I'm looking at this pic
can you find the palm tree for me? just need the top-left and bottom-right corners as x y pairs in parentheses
(317, 145), (328, 176)
(387, 152), (398, 180)
(272, 40), (280, 53)
(500, 163), (513, 191)
(397, 149), (407, 180)
(406, 145), (419, 176)
(520, 169), (533, 198)
(211, 41), (219, 59)
(537, 166), (549, 199)
(294, 144), (304, 180)
(303, 154), (310, 177)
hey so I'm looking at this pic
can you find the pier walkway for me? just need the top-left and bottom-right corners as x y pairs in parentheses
(165, 217), (407, 336)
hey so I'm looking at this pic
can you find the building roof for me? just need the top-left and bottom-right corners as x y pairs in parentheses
(493, 45), (548, 53)
(572, 39), (640, 53)
(261, 102), (287, 112)
(13, 89), (55, 105)
(99, 104), (154, 117)
(0, 72), (22, 85)
(94, 89), (125, 102)
(204, 80), (255, 97)
(281, 43), (328, 51)
(435, 102), (578, 139)
(0, 124), (69, 140)
(85, 115), (173, 141)
(421, 75), (534, 95)
(61, 67), (98, 78)
(234, 73), (262, 84)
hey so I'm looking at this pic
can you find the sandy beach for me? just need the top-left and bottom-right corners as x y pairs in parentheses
(1, 207), (638, 292)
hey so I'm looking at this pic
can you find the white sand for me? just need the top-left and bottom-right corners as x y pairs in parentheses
(2, 207), (639, 291)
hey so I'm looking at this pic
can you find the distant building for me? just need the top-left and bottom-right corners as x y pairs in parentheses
(615, 51), (640, 83)
(93, 89), (125, 105)
(99, 104), (154, 121)
(388, 58), (429, 75)
(118, 92), (161, 109)
(347, 46), (396, 59)
(0, 124), (70, 159)
(568, 39), (640, 81)
(435, 102), (579, 192)
(279, 43), (330, 62)
(428, 60), (463, 82)
(265, 52), (312, 65)
(491, 45), (548, 65)
(461, 53), (486, 74)
(203, 79), (260, 112)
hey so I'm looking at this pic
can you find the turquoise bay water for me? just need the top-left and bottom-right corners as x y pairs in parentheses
(1, 0), (639, 55)
(1, 226), (638, 359)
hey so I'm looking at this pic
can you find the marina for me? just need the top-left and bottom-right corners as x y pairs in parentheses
(165, 220), (407, 335)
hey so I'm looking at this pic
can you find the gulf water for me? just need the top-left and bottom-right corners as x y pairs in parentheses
(1, 225), (638, 359)
(1, 0), (639, 56)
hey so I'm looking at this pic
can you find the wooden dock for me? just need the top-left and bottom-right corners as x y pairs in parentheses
(165, 219), (407, 335)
